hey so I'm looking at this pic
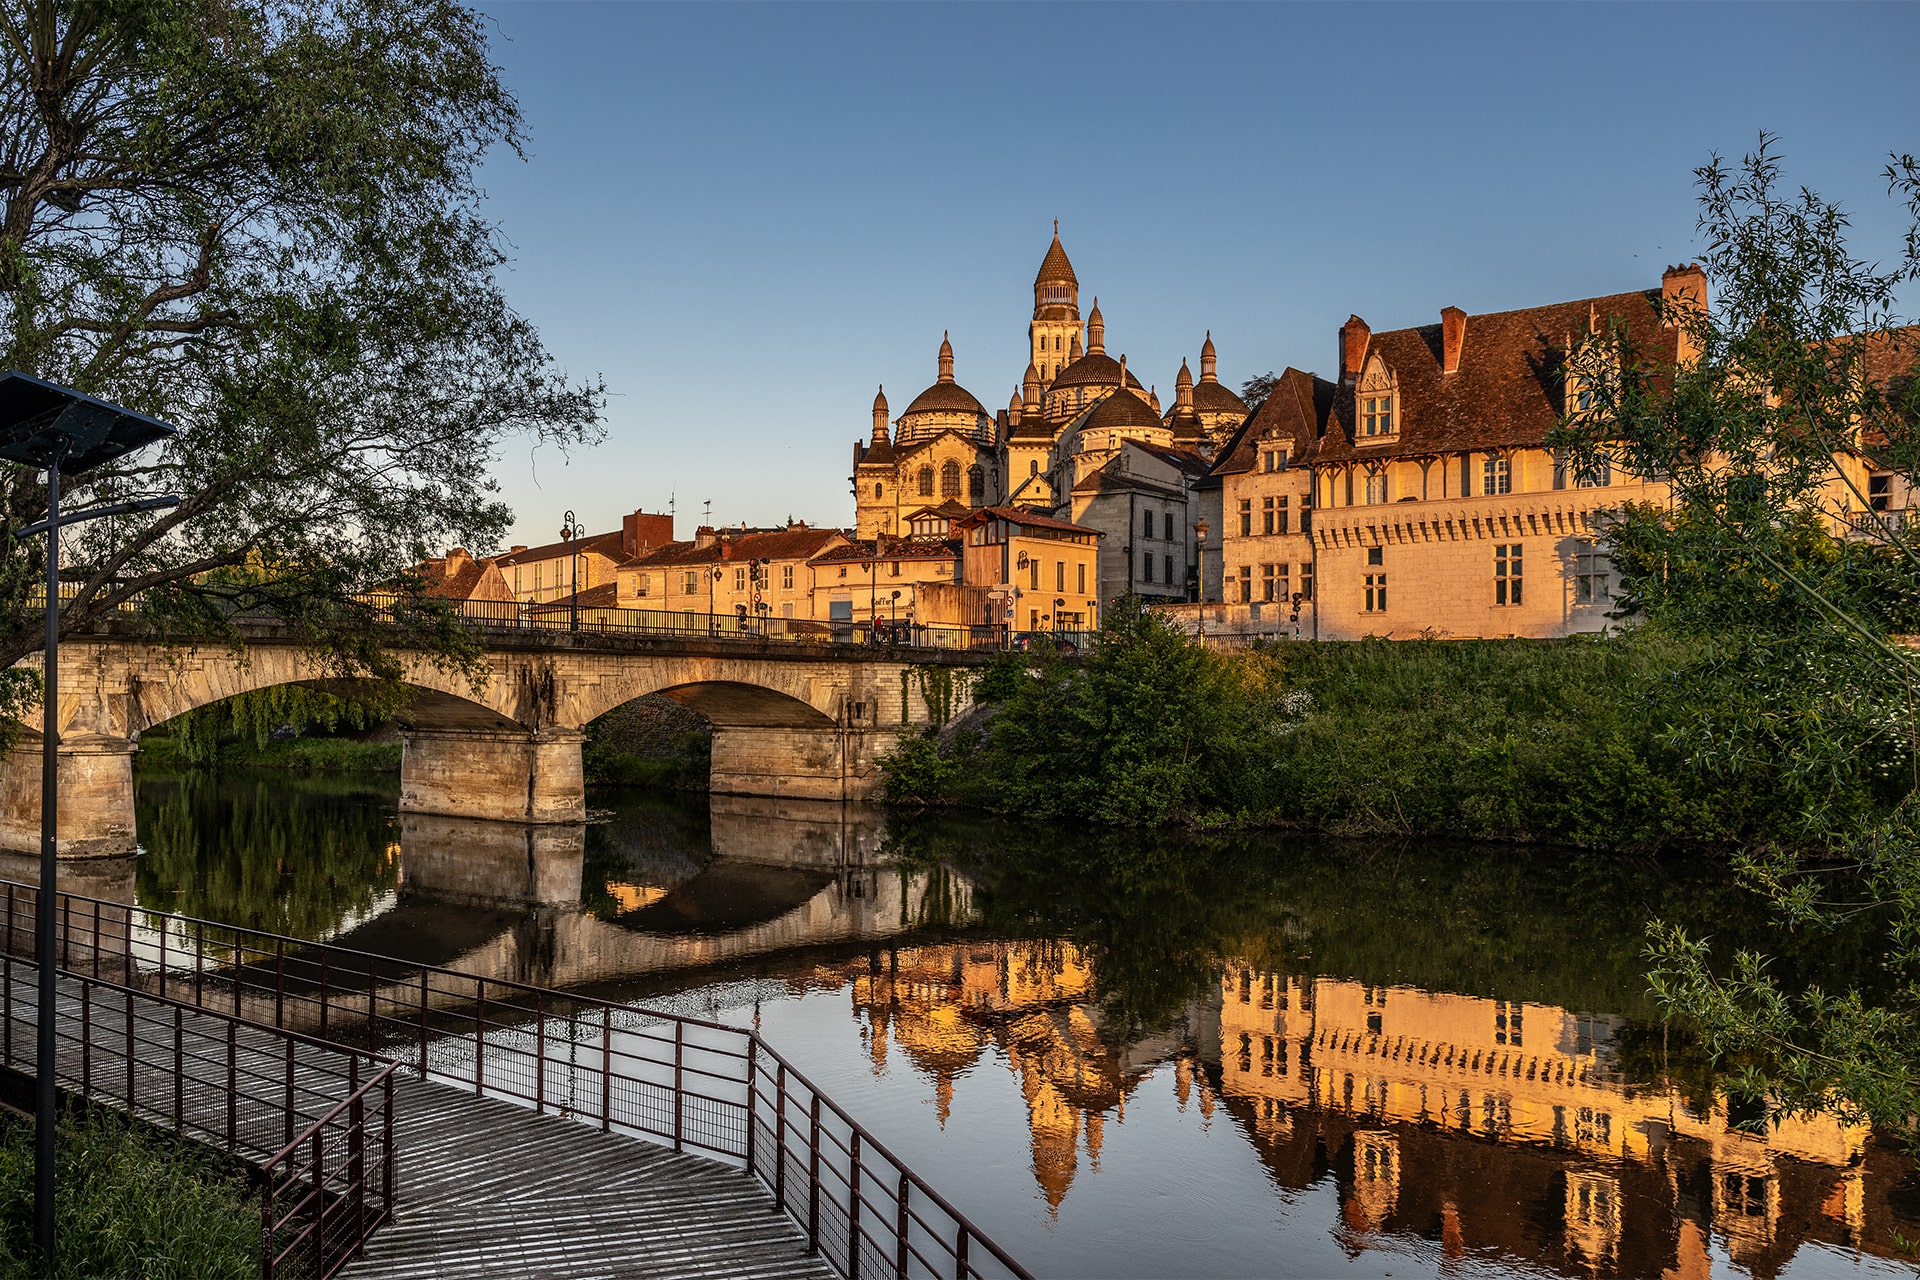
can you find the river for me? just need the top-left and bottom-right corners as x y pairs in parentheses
(101, 768), (1920, 1279)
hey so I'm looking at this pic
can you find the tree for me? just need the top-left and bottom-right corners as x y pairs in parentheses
(0, 0), (602, 718)
(1239, 370), (1279, 411)
(1555, 136), (1920, 1129)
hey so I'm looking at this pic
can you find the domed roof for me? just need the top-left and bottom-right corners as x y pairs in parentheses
(904, 381), (987, 417)
(1191, 379), (1249, 417)
(1082, 386), (1165, 433)
(1050, 350), (1144, 392)
(902, 331), (987, 419)
(1035, 220), (1077, 288)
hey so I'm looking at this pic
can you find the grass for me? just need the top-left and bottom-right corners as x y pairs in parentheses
(0, 1106), (262, 1279)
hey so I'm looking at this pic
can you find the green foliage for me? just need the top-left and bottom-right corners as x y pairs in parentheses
(148, 684), (389, 766)
(1550, 137), (1920, 1129)
(0, 1107), (261, 1279)
(582, 730), (711, 791)
(0, 0), (602, 713)
(905, 664), (972, 728)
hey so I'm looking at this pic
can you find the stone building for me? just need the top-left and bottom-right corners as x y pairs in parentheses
(497, 509), (675, 606)
(411, 546), (514, 605)
(852, 226), (1236, 606)
(1200, 367), (1332, 620)
(954, 506), (1101, 633)
(618, 523), (847, 625)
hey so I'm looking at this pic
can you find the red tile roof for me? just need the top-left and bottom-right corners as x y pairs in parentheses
(952, 506), (1101, 536)
(1314, 289), (1679, 464)
(627, 527), (845, 568)
(495, 530), (626, 568)
(1209, 368), (1332, 478)
(810, 538), (958, 564)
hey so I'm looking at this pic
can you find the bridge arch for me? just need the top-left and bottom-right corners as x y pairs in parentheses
(568, 657), (848, 729)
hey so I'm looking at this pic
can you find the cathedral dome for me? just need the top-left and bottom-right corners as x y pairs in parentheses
(1190, 379), (1249, 419)
(1034, 222), (1077, 289)
(1081, 386), (1165, 434)
(897, 332), (990, 445)
(1049, 351), (1144, 393)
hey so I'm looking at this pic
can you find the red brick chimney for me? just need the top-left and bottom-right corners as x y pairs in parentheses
(1441, 306), (1467, 374)
(1661, 263), (1708, 366)
(1340, 315), (1371, 384)
(622, 509), (674, 557)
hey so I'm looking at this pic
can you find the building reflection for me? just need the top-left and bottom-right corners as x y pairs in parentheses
(838, 944), (1918, 1275)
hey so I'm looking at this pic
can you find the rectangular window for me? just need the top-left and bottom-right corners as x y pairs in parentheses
(1365, 471), (1388, 504)
(1076, 562), (1086, 594)
(1236, 565), (1252, 603)
(1870, 474), (1892, 511)
(1140, 552), (1153, 584)
(1364, 573), (1387, 612)
(682, 570), (699, 595)
(1262, 496), (1276, 535)
(1461, 454), (1472, 497)
(1300, 565), (1314, 601)
(734, 567), (747, 591)
(1494, 543), (1523, 605)
(1261, 563), (1277, 602)
(1483, 455), (1511, 495)
(1275, 496), (1289, 535)
(1164, 553), (1173, 585)
(1238, 499), (1252, 537)
(782, 565), (794, 589)
(1055, 561), (1065, 592)
(1362, 395), (1394, 437)
(1574, 542), (1610, 605)
(1142, 510), (1155, 539)
(1575, 453), (1612, 488)
(1028, 559), (1040, 590)
(1366, 546), (1383, 566)
(1263, 449), (1289, 472)
(1163, 512), (1174, 540)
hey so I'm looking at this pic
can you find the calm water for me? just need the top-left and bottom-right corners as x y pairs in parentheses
(119, 769), (1919, 1280)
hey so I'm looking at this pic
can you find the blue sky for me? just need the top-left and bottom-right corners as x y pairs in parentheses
(471, 1), (1919, 549)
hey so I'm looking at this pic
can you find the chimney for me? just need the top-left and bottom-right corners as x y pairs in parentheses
(508, 545), (527, 554)
(1661, 263), (1708, 366)
(694, 525), (718, 551)
(719, 536), (735, 560)
(1340, 315), (1371, 384)
(1441, 307), (1467, 374)
(623, 509), (674, 557)
(445, 547), (472, 573)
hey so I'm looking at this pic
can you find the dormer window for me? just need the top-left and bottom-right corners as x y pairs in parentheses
(1262, 448), (1289, 473)
(1357, 357), (1398, 439)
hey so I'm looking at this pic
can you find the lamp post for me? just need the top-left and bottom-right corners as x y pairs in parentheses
(708, 565), (723, 636)
(559, 510), (582, 632)
(1193, 518), (1209, 605)
(889, 589), (901, 642)
(0, 372), (179, 1276)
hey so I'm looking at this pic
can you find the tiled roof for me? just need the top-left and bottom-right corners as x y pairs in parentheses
(855, 437), (896, 467)
(527, 582), (619, 612)
(1209, 368), (1331, 478)
(495, 530), (626, 567)
(953, 505), (1101, 536)
(1049, 350), (1145, 392)
(1080, 387), (1164, 433)
(1315, 289), (1678, 464)
(810, 538), (958, 564)
(412, 553), (499, 602)
(628, 527), (844, 568)
(1071, 460), (1189, 499)
(1191, 378), (1249, 418)
(902, 380), (987, 418)
(1130, 441), (1214, 476)
(1035, 230), (1077, 287)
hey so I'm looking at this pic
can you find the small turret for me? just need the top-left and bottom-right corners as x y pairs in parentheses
(871, 385), (890, 442)
(1023, 363), (1042, 417)
(1199, 330), (1218, 382)
(937, 331), (955, 383)
(1086, 299), (1105, 355)
(1069, 330), (1083, 361)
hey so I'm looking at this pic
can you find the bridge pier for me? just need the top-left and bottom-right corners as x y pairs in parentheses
(0, 737), (138, 858)
(708, 725), (899, 803)
(399, 727), (586, 824)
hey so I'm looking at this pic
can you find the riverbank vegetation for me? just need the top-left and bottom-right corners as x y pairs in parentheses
(137, 686), (401, 776)
(0, 1107), (261, 1279)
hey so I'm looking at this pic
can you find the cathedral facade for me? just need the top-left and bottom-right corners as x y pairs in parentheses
(851, 226), (1244, 586)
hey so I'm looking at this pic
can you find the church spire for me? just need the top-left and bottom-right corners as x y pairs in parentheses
(871, 385), (890, 443)
(1086, 298), (1104, 355)
(937, 331), (955, 383)
(1200, 330), (1218, 382)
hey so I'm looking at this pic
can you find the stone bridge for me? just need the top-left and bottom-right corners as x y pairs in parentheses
(4, 624), (984, 858)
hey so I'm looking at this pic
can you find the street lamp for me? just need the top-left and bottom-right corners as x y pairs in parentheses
(0, 371), (179, 1276)
(558, 510), (583, 632)
(889, 589), (901, 641)
(1193, 518), (1209, 604)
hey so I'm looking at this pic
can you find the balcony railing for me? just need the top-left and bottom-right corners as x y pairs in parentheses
(5, 880), (1032, 1280)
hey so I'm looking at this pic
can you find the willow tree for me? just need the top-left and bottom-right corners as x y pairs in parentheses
(1555, 137), (1920, 1128)
(0, 0), (601, 715)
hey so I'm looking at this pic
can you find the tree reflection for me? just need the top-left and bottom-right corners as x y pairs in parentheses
(134, 769), (400, 937)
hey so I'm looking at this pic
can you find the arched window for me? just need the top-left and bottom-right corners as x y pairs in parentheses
(874, 483), (883, 498)
(968, 465), (985, 500)
(940, 460), (962, 497)
(917, 466), (935, 497)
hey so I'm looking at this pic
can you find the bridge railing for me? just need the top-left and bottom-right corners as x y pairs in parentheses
(4, 880), (1033, 1280)
(0, 895), (395, 1279)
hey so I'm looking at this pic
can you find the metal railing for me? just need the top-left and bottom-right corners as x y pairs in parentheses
(6, 880), (1031, 1280)
(0, 897), (395, 1279)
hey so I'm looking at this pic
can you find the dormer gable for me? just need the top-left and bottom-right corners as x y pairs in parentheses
(1355, 355), (1399, 441)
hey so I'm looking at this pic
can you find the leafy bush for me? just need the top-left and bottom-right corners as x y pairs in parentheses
(0, 1107), (261, 1279)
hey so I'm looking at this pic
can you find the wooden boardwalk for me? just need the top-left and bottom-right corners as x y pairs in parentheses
(342, 1078), (832, 1280)
(8, 960), (831, 1280)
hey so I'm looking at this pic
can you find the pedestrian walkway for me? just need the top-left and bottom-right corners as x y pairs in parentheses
(345, 1079), (831, 1279)
(4, 956), (828, 1280)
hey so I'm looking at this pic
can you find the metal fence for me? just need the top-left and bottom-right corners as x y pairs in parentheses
(0, 895), (395, 1279)
(7, 880), (1031, 1280)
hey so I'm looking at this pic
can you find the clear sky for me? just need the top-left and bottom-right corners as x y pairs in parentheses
(470, 1), (1919, 550)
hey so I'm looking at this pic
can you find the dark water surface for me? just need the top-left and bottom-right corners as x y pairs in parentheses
(120, 769), (1920, 1280)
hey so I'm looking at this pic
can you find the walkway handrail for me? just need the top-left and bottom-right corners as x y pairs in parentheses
(0, 937), (395, 1280)
(4, 879), (1032, 1280)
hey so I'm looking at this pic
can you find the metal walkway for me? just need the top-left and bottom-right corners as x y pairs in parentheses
(346, 1079), (830, 1279)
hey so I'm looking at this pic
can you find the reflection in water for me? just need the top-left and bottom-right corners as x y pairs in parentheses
(123, 771), (1920, 1280)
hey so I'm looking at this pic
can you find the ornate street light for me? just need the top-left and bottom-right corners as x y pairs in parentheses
(558, 510), (583, 632)
(0, 371), (178, 1275)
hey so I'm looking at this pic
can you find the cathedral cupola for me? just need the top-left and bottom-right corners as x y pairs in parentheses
(1070, 330), (1083, 360)
(1023, 363), (1042, 417)
(1186, 331), (1251, 439)
(1087, 299), (1105, 355)
(1033, 219), (1079, 314)
(1200, 330), (1219, 382)
(872, 385), (890, 442)
(898, 333), (991, 446)
(938, 331), (955, 383)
